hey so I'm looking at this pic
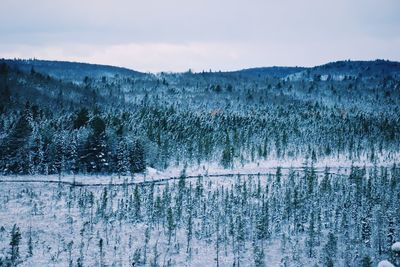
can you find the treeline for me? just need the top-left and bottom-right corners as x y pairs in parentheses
(1, 100), (399, 175)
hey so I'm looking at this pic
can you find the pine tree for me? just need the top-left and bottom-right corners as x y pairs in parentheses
(133, 185), (141, 222)
(361, 255), (372, 267)
(69, 133), (79, 177)
(116, 138), (129, 177)
(323, 232), (337, 265)
(361, 212), (372, 248)
(54, 133), (65, 178)
(84, 116), (108, 174)
(167, 207), (175, 245)
(143, 227), (150, 264)
(1, 109), (32, 174)
(253, 242), (265, 267)
(320, 167), (331, 193)
(99, 238), (104, 267)
(275, 166), (282, 186)
(9, 224), (21, 266)
(256, 200), (269, 240)
(221, 133), (233, 169)
(130, 139), (146, 173)
(307, 211), (316, 258)
(186, 207), (193, 254)
(27, 226), (33, 257)
(386, 213), (395, 253)
(74, 108), (89, 129)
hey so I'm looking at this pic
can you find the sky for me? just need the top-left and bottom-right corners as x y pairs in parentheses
(1, 0), (399, 72)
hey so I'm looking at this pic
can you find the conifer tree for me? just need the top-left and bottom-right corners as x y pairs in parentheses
(9, 224), (21, 266)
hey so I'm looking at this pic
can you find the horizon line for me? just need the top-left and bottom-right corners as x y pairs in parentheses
(1, 57), (398, 74)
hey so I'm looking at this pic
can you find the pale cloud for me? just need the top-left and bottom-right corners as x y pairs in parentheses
(1, 0), (399, 72)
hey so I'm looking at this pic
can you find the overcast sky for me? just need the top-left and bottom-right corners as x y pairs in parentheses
(1, 0), (399, 72)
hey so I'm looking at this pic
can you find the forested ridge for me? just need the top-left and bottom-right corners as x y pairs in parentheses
(1, 59), (399, 175)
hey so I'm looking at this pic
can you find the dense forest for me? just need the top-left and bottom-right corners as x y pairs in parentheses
(0, 58), (400, 266)
(0, 59), (399, 175)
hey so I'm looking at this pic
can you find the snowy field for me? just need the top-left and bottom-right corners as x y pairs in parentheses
(1, 173), (281, 266)
(1, 164), (399, 266)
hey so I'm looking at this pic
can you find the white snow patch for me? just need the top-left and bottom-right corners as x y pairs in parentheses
(392, 241), (400, 252)
(377, 260), (395, 267)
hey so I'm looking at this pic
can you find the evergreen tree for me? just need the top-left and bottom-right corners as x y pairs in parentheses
(83, 116), (108, 173)
(167, 207), (175, 245)
(307, 211), (316, 258)
(130, 139), (146, 173)
(27, 226), (33, 257)
(1, 109), (32, 174)
(133, 185), (141, 221)
(74, 108), (89, 129)
(323, 232), (337, 266)
(9, 224), (21, 266)
(116, 138), (129, 177)
(361, 255), (372, 267)
(221, 134), (233, 169)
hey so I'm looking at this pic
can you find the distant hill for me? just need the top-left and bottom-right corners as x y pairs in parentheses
(224, 66), (306, 78)
(312, 59), (400, 76)
(205, 60), (400, 80)
(288, 59), (400, 81)
(0, 59), (146, 82)
(2, 58), (400, 81)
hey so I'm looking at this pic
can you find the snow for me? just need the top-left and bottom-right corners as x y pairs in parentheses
(0, 173), (282, 266)
(0, 162), (398, 266)
(392, 241), (400, 252)
(377, 260), (395, 267)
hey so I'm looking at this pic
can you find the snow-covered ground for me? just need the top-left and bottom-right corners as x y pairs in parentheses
(0, 161), (398, 266)
(0, 174), (281, 266)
